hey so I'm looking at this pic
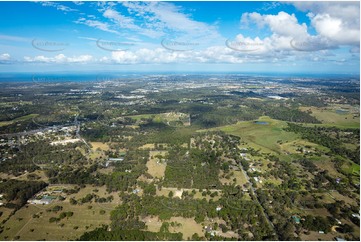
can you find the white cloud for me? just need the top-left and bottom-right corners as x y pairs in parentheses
(102, 9), (161, 38)
(78, 36), (98, 41)
(72, 1), (84, 6)
(240, 10), (343, 53)
(74, 18), (118, 34)
(73, 1), (222, 47)
(19, 42), (352, 66)
(121, 1), (221, 41)
(293, 2), (360, 46)
(259, 2), (281, 11)
(0, 53), (11, 61)
(310, 13), (359, 45)
(40, 1), (78, 12)
(0, 34), (29, 42)
(241, 11), (308, 38)
(24, 54), (94, 63)
(109, 46), (284, 65)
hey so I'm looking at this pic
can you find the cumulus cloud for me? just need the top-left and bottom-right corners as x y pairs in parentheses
(0, 53), (11, 61)
(309, 13), (360, 45)
(24, 54), (94, 63)
(242, 11), (308, 38)
(8, 1), (359, 67)
(109, 46), (294, 65)
(240, 10), (340, 53)
(293, 2), (360, 46)
(19, 41), (353, 66)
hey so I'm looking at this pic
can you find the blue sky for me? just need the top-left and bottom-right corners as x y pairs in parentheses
(0, 1), (359, 74)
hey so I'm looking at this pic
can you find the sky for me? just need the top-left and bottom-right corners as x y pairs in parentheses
(0, 1), (359, 75)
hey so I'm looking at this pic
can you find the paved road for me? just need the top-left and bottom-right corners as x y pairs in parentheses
(238, 161), (279, 239)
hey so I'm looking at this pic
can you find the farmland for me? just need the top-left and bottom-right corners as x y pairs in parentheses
(0, 185), (119, 241)
(213, 116), (300, 154)
(0, 74), (359, 241)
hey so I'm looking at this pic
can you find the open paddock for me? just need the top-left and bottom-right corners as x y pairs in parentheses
(147, 151), (167, 178)
(0, 185), (120, 241)
(143, 216), (204, 240)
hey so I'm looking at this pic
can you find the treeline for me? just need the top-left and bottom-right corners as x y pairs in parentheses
(285, 123), (360, 164)
(0, 179), (47, 207)
(0, 140), (88, 175)
(79, 226), (183, 241)
(107, 183), (274, 240)
(246, 101), (321, 124)
(44, 149), (149, 192)
(100, 149), (148, 192)
(163, 142), (222, 189)
(46, 165), (99, 185)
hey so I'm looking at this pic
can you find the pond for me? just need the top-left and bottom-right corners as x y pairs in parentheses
(254, 121), (269, 125)
(336, 109), (349, 114)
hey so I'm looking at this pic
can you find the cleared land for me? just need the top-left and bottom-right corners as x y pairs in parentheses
(0, 185), (120, 241)
(219, 170), (248, 187)
(155, 187), (222, 201)
(90, 142), (110, 151)
(300, 105), (359, 128)
(0, 203), (111, 241)
(88, 142), (111, 160)
(210, 116), (299, 154)
(140, 143), (156, 150)
(143, 216), (204, 240)
(280, 139), (330, 154)
(147, 151), (167, 178)
(0, 114), (39, 127)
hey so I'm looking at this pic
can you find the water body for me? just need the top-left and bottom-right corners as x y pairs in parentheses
(254, 121), (269, 125)
(336, 109), (349, 115)
(0, 72), (358, 83)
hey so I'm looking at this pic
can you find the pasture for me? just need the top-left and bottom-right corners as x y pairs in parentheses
(143, 216), (204, 240)
(300, 105), (359, 129)
(212, 116), (300, 154)
(147, 151), (167, 178)
(0, 114), (38, 127)
(0, 185), (119, 241)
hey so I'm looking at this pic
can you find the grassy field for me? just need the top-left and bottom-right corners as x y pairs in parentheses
(341, 161), (360, 176)
(0, 114), (39, 127)
(15, 170), (49, 182)
(0, 172), (15, 180)
(155, 187), (221, 201)
(88, 142), (112, 160)
(70, 185), (121, 203)
(0, 207), (14, 223)
(280, 139), (330, 154)
(140, 143), (156, 150)
(147, 151), (167, 178)
(143, 216), (204, 240)
(0, 101), (32, 108)
(300, 105), (359, 128)
(90, 142), (110, 151)
(219, 170), (248, 187)
(328, 191), (359, 206)
(210, 116), (300, 154)
(0, 185), (119, 241)
(0, 203), (111, 241)
(299, 230), (339, 241)
(307, 156), (341, 177)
